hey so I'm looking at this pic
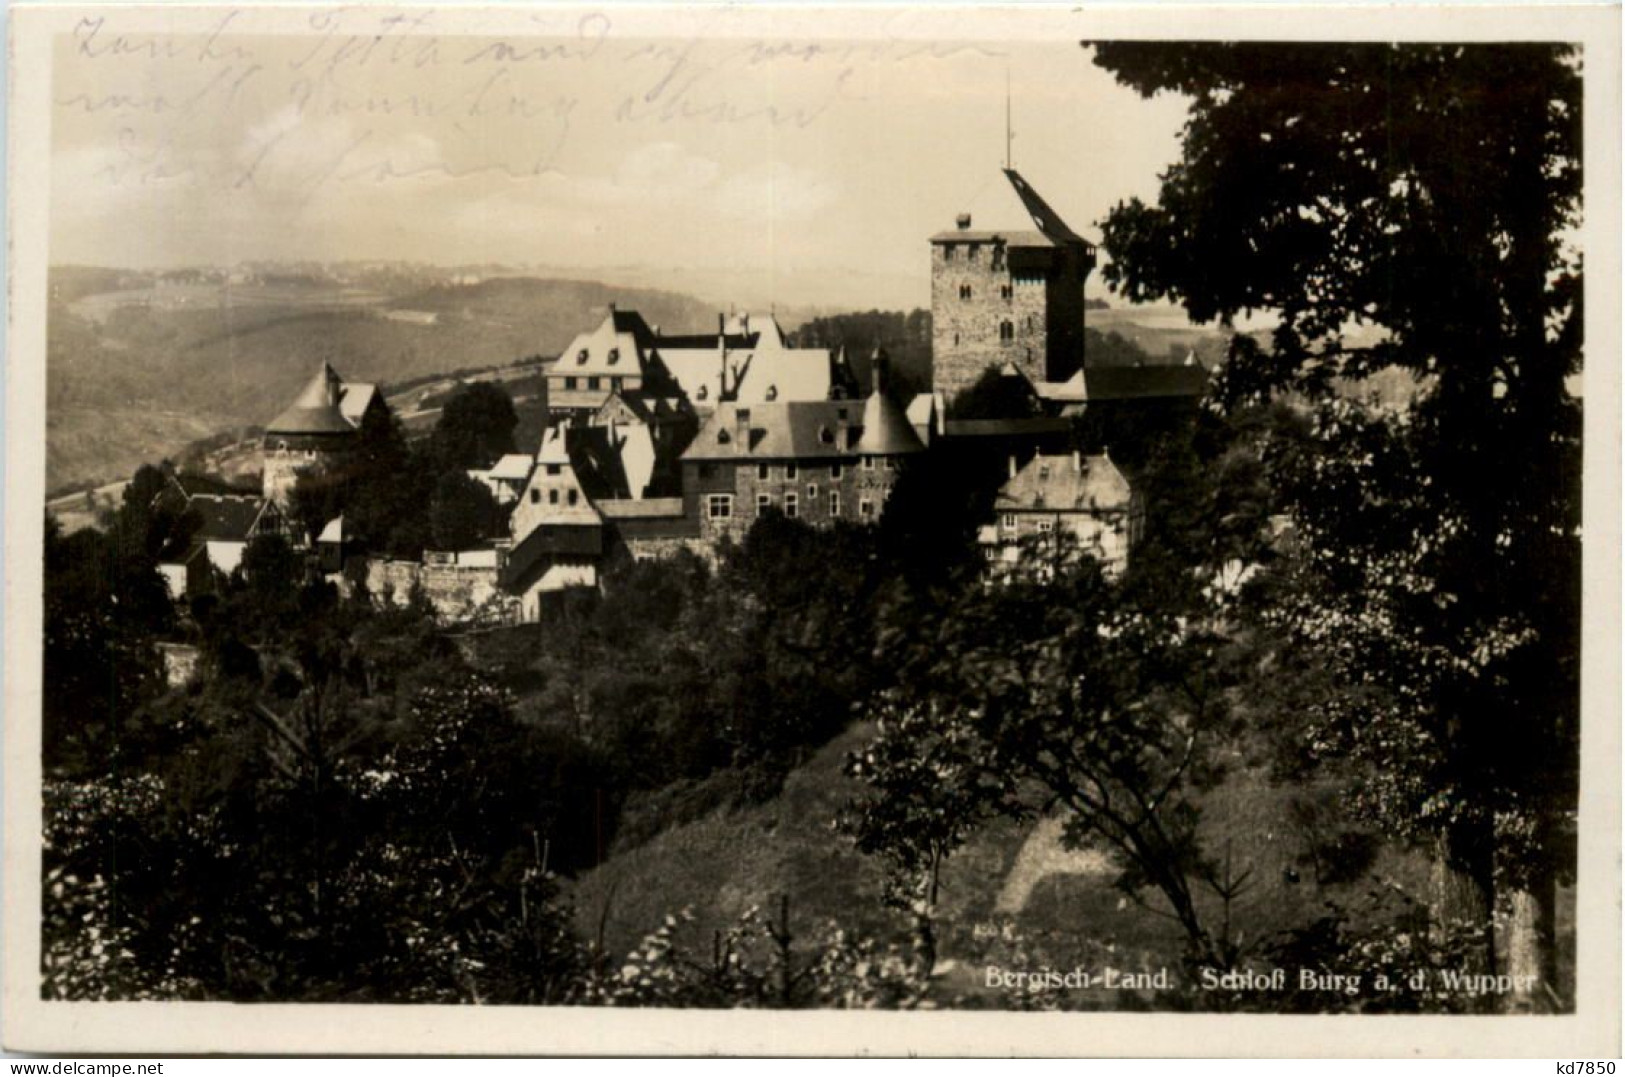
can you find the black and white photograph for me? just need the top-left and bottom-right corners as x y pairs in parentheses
(3, 2), (1618, 1058)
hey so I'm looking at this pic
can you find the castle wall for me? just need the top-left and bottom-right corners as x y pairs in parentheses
(687, 457), (907, 544)
(364, 557), (518, 627)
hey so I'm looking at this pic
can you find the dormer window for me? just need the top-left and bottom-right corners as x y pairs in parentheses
(765, 385), (778, 402)
(718, 428), (732, 444)
(696, 385), (709, 401)
(577, 349), (589, 364)
(1039, 464), (1051, 480)
(818, 425), (834, 445)
(608, 347), (620, 365)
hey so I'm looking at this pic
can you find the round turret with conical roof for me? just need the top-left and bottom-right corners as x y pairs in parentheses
(854, 346), (926, 458)
(261, 361), (364, 505)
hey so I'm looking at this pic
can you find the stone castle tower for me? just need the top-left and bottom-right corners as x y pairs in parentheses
(930, 169), (1097, 404)
(261, 362), (383, 507)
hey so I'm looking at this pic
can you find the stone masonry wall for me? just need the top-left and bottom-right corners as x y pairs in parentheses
(364, 558), (517, 626)
(931, 242), (1050, 403)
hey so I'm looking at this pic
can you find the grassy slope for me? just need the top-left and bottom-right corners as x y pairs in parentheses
(566, 720), (1464, 1008)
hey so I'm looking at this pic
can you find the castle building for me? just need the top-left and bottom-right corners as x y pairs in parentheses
(678, 350), (926, 543)
(930, 169), (1097, 405)
(546, 307), (843, 421)
(979, 450), (1142, 579)
(261, 362), (386, 506)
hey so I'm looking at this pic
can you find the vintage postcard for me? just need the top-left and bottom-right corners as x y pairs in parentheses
(4, 1), (1619, 1057)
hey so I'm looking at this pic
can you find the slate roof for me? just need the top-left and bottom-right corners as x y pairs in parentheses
(554, 311), (656, 380)
(652, 342), (832, 408)
(1035, 364), (1209, 403)
(854, 350), (926, 456)
(682, 377), (926, 463)
(930, 170), (1093, 250)
(338, 382), (380, 425)
(682, 401), (863, 462)
(187, 494), (271, 542)
(267, 363), (354, 435)
(995, 452), (1133, 514)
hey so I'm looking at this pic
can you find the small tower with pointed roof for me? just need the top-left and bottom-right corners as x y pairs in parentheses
(260, 361), (385, 507)
(930, 168), (1096, 405)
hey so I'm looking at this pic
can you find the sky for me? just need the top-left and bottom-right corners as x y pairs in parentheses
(49, 8), (1193, 308)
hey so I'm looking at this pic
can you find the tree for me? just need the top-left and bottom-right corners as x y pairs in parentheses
(430, 382), (519, 471)
(1089, 42), (1581, 1004)
(851, 541), (1247, 970)
(428, 471), (499, 552)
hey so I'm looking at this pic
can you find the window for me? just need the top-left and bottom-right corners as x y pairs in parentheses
(807, 483), (818, 501)
(765, 385), (778, 401)
(1000, 320), (1015, 342)
(564, 376), (578, 390)
(530, 489), (541, 504)
(992, 245), (1006, 270)
(698, 464), (715, 479)
(567, 489), (579, 506)
(549, 489), (560, 505)
(943, 244), (956, 261)
(757, 493), (772, 515)
(831, 463), (844, 480)
(577, 349), (589, 364)
(607, 347), (620, 365)
(859, 498), (874, 519)
(611, 377), (623, 393)
(758, 463), (771, 481)
(829, 490), (841, 517)
(953, 332), (960, 347)
(1002, 513), (1016, 529)
(707, 494), (733, 519)
(1001, 284), (1013, 300)
(696, 384), (709, 401)
(1038, 464), (1051, 480)
(959, 284), (973, 300)
(785, 463), (798, 480)
(546, 464), (562, 476)
(1037, 519), (1054, 534)
(862, 456), (875, 472)
(968, 243), (980, 262)
(785, 493), (799, 519)
(588, 376), (601, 391)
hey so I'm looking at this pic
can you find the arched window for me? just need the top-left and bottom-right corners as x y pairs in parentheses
(999, 320), (1014, 342)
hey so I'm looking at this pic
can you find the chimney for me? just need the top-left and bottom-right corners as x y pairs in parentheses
(1008, 454), (1018, 480)
(608, 301), (617, 313)
(718, 312), (726, 336)
(735, 407), (752, 452)
(1073, 449), (1083, 473)
(957, 213), (973, 230)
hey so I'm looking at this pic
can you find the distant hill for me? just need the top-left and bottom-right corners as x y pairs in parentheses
(43, 271), (727, 494)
